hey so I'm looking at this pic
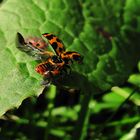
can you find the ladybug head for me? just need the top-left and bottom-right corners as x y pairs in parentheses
(51, 55), (63, 63)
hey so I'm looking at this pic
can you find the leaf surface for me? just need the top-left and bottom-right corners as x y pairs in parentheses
(0, 0), (140, 116)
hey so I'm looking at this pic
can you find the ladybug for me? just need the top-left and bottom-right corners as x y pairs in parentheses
(35, 55), (70, 85)
(42, 33), (83, 64)
(17, 32), (83, 86)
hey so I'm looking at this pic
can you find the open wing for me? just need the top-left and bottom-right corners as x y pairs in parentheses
(16, 32), (53, 60)
(42, 33), (65, 56)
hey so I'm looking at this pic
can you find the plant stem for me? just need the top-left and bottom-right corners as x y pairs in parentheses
(44, 85), (56, 140)
(72, 92), (93, 140)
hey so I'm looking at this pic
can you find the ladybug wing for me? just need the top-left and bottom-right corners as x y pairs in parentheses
(42, 33), (65, 56)
(17, 32), (26, 46)
(35, 61), (54, 75)
(61, 51), (83, 64)
(17, 32), (38, 53)
(17, 32), (52, 60)
(16, 32), (28, 52)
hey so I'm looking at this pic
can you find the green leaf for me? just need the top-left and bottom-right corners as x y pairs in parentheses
(0, 0), (140, 117)
(120, 122), (140, 140)
(0, 0), (46, 116)
(129, 74), (140, 86)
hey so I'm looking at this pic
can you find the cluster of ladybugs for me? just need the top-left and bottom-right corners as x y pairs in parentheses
(17, 32), (83, 86)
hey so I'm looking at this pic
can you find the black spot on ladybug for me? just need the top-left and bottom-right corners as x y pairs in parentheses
(36, 43), (40, 46)
(65, 51), (77, 55)
(65, 51), (74, 55)
(63, 58), (69, 64)
(46, 34), (54, 40)
(59, 47), (64, 52)
(51, 42), (58, 50)
(72, 55), (81, 61)
(56, 38), (61, 43)
(52, 55), (62, 63)
(29, 42), (33, 45)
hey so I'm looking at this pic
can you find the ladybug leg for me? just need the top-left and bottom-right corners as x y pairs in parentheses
(41, 71), (53, 86)
(39, 51), (54, 57)
(41, 80), (51, 87)
(37, 51), (55, 61)
(41, 69), (60, 85)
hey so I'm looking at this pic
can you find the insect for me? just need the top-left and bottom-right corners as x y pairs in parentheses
(17, 32), (83, 86)
(16, 32), (54, 60)
(35, 56), (65, 75)
(42, 33), (83, 64)
(34, 33), (83, 85)
(35, 55), (70, 85)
